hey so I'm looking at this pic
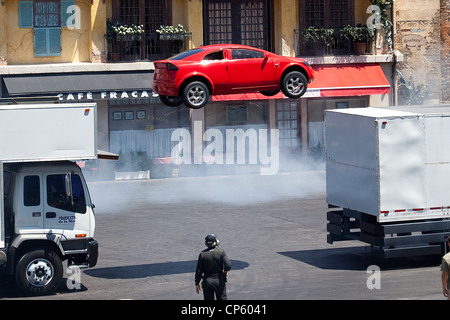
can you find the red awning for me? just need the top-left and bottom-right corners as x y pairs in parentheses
(211, 63), (390, 102)
(309, 63), (391, 97)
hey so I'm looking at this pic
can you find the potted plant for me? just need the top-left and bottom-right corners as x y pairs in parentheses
(156, 24), (187, 40)
(340, 25), (375, 54)
(157, 24), (187, 54)
(106, 18), (144, 41)
(302, 26), (335, 55)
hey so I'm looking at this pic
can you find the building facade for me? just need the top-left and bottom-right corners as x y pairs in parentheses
(0, 0), (446, 177)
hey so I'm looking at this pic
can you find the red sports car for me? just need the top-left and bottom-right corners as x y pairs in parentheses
(152, 44), (314, 109)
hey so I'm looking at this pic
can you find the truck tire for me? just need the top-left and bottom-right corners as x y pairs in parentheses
(15, 249), (63, 296)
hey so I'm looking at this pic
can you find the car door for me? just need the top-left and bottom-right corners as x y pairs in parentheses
(43, 172), (90, 238)
(226, 48), (277, 92)
(201, 50), (230, 94)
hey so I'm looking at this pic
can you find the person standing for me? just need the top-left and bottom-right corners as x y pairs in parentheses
(442, 236), (450, 299)
(195, 234), (232, 300)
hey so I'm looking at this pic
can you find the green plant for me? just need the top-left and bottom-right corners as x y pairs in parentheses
(156, 24), (186, 34)
(369, 0), (394, 52)
(302, 26), (334, 46)
(106, 18), (144, 38)
(340, 25), (375, 42)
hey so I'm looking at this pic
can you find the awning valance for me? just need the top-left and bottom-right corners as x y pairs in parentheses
(211, 63), (390, 102)
(2, 71), (153, 97)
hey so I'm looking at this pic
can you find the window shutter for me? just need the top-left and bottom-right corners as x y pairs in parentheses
(48, 27), (62, 56)
(34, 28), (47, 56)
(61, 0), (75, 28)
(34, 27), (61, 57)
(19, 1), (33, 28)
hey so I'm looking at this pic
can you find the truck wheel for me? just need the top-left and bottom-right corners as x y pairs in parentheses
(15, 249), (63, 296)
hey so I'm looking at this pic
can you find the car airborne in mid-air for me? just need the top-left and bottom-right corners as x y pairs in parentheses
(152, 44), (315, 109)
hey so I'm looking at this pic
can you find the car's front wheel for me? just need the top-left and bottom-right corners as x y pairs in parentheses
(159, 95), (183, 107)
(183, 81), (210, 109)
(281, 71), (308, 98)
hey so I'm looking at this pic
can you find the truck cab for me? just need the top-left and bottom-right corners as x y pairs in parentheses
(2, 161), (98, 295)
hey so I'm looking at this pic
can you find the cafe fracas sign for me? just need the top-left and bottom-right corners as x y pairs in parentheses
(57, 90), (158, 101)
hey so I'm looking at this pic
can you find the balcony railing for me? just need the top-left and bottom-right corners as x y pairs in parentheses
(294, 29), (374, 57)
(106, 32), (192, 62)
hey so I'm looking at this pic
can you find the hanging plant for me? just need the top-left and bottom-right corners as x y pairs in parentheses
(369, 0), (395, 52)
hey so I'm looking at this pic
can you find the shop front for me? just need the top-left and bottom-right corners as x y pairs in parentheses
(0, 62), (392, 178)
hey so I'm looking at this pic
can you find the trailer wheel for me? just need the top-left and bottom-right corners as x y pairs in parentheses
(15, 249), (63, 296)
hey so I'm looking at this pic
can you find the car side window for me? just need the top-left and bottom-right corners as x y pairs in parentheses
(231, 49), (264, 60)
(203, 51), (224, 61)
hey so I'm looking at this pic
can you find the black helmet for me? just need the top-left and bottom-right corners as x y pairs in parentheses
(205, 234), (218, 248)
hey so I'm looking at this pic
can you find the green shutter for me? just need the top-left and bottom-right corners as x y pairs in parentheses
(48, 27), (62, 56)
(34, 27), (61, 57)
(19, 1), (33, 28)
(61, 0), (75, 28)
(34, 28), (47, 56)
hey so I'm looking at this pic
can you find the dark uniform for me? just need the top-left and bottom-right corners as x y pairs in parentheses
(195, 234), (232, 300)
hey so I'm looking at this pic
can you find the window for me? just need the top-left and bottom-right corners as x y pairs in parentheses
(203, 51), (225, 61)
(277, 102), (299, 150)
(300, 0), (354, 55)
(24, 175), (40, 207)
(47, 174), (86, 213)
(231, 48), (264, 59)
(203, 0), (270, 50)
(111, 0), (172, 61)
(19, 0), (74, 57)
(34, 0), (60, 27)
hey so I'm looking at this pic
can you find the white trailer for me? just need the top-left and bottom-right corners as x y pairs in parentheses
(326, 105), (450, 258)
(0, 103), (117, 295)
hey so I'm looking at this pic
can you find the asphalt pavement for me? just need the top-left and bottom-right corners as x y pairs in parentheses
(0, 169), (445, 302)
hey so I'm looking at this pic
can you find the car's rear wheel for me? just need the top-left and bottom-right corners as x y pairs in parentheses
(281, 71), (307, 98)
(159, 95), (183, 107)
(183, 81), (210, 109)
(260, 89), (280, 96)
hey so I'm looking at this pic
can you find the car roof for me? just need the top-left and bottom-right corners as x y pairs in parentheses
(199, 44), (267, 52)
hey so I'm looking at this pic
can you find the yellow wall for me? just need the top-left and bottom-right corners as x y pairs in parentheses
(0, 2), (7, 64)
(274, 0), (298, 56)
(3, 0), (106, 64)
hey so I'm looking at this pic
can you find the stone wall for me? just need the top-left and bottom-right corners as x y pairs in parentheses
(394, 0), (448, 104)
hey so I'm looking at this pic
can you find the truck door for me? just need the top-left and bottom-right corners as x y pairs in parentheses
(14, 173), (44, 234)
(43, 172), (90, 238)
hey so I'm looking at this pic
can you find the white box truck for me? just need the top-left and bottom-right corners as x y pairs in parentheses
(0, 103), (117, 295)
(326, 105), (450, 258)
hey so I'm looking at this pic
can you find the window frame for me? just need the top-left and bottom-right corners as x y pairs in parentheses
(299, 0), (354, 56)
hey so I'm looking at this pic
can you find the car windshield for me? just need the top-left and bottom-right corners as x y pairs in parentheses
(169, 48), (205, 60)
